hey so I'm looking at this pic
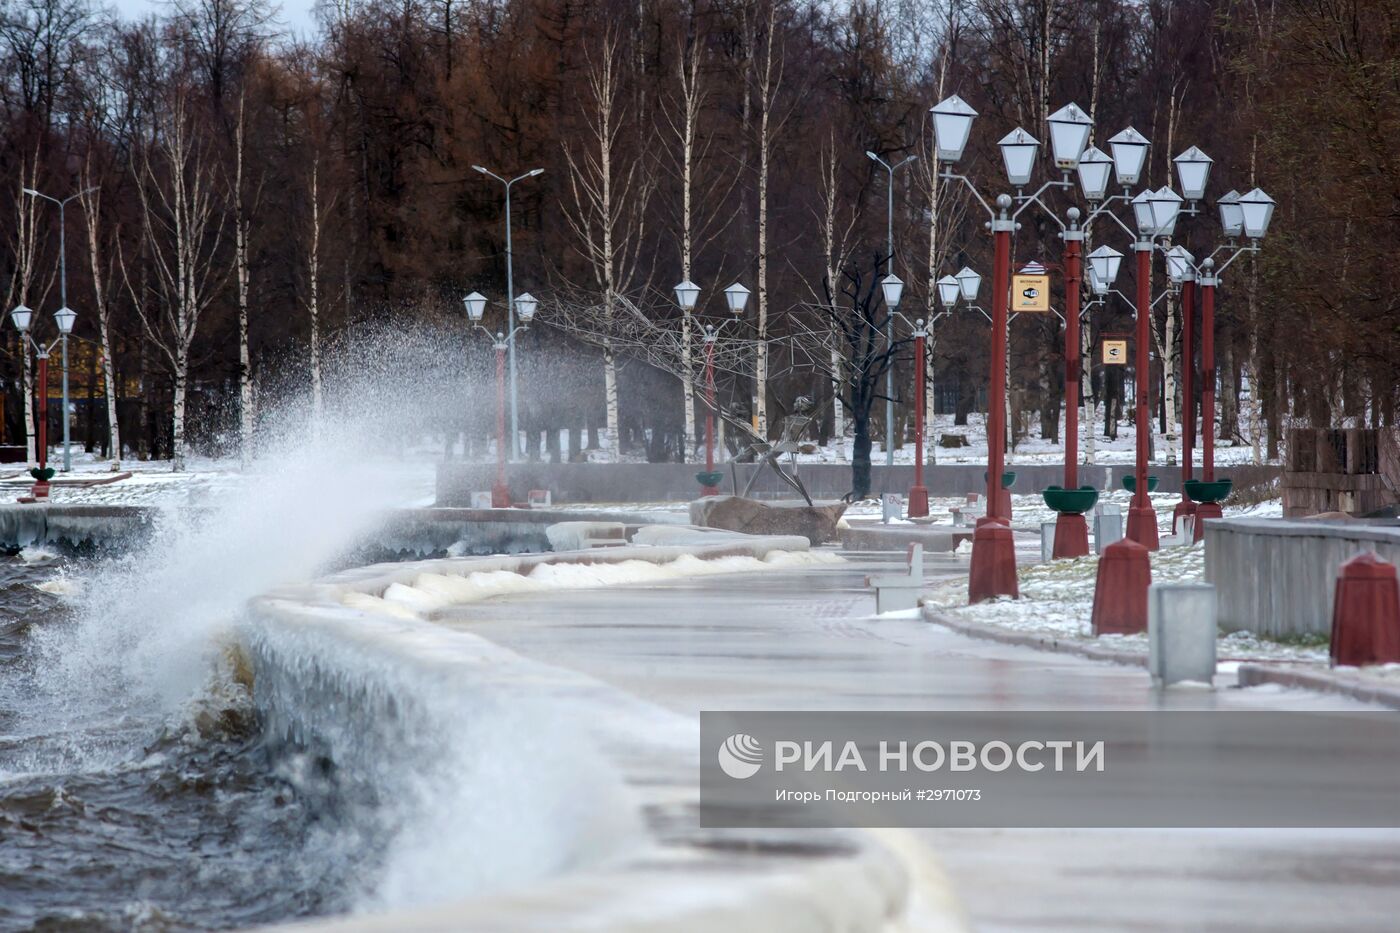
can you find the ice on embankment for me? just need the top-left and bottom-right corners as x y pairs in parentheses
(346, 549), (844, 618)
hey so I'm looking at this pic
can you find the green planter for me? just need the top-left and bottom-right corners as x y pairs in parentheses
(1121, 474), (1158, 494)
(1042, 485), (1100, 515)
(1184, 478), (1233, 504)
(695, 470), (724, 489)
(982, 470), (1017, 489)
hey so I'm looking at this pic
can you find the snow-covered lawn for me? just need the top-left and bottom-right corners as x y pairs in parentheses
(923, 496), (1328, 665)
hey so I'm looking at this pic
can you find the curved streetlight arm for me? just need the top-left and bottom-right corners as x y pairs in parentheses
(1011, 177), (1073, 226)
(938, 169), (997, 221)
(469, 321), (529, 345)
(1207, 241), (1260, 278)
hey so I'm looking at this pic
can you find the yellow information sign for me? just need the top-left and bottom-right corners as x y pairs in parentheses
(1011, 274), (1051, 312)
(1102, 339), (1128, 366)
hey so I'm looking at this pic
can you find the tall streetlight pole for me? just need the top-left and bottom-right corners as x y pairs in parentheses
(8, 304), (73, 499)
(472, 165), (543, 461)
(866, 151), (917, 469)
(674, 280), (749, 497)
(462, 290), (539, 507)
(24, 186), (95, 472)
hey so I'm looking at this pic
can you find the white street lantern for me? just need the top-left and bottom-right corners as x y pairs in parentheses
(1076, 146), (1113, 201)
(1148, 186), (1184, 236)
(930, 95), (978, 163)
(1131, 190), (1155, 236)
(936, 274), (962, 309)
(998, 127), (1040, 187)
(54, 306), (76, 334)
(1047, 103), (1093, 169)
(1088, 267), (1109, 296)
(514, 292), (538, 322)
(1173, 146), (1213, 201)
(673, 280), (700, 311)
(955, 266), (982, 302)
(9, 304), (33, 333)
(1087, 245), (1124, 288)
(1165, 245), (1196, 284)
(1237, 188), (1276, 239)
(723, 282), (751, 315)
(880, 273), (904, 309)
(462, 291), (487, 322)
(1217, 190), (1244, 238)
(1107, 127), (1150, 187)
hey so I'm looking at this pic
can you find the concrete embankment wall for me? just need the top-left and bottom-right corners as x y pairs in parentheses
(0, 504), (155, 551)
(438, 461), (1280, 505)
(1206, 517), (1400, 637)
(248, 537), (948, 932)
(0, 504), (684, 557)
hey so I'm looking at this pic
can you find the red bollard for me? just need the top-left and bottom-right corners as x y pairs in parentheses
(968, 519), (1018, 603)
(1330, 552), (1400, 667)
(1052, 512), (1090, 559)
(1091, 538), (1152, 636)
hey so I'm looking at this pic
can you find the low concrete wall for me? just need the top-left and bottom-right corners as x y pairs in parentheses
(0, 504), (154, 551)
(0, 504), (686, 557)
(1206, 517), (1400, 637)
(249, 540), (946, 931)
(437, 461), (1280, 505)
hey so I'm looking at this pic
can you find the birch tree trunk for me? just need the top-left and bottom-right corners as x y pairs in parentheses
(234, 91), (255, 461)
(752, 5), (786, 439)
(562, 34), (649, 464)
(78, 172), (121, 470)
(676, 40), (700, 460)
(307, 155), (325, 419)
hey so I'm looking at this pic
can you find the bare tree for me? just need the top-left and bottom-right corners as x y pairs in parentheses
(303, 150), (338, 418)
(7, 149), (52, 465)
(77, 159), (122, 469)
(807, 255), (911, 499)
(562, 32), (651, 460)
(127, 87), (228, 472)
(232, 88), (257, 459)
(749, 2), (791, 439)
(663, 34), (736, 461)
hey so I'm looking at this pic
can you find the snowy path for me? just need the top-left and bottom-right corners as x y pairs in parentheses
(441, 551), (1400, 932)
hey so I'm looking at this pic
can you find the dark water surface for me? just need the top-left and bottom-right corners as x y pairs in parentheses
(0, 556), (362, 932)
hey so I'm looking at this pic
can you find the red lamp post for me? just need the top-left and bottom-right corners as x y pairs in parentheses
(8, 303), (64, 500)
(463, 290), (537, 509)
(907, 316), (930, 517)
(1053, 211), (1089, 557)
(966, 194), (1019, 602)
(702, 325), (719, 495)
(1125, 239), (1160, 549)
(1167, 247), (1197, 534)
(1200, 259), (1217, 485)
(491, 333), (510, 506)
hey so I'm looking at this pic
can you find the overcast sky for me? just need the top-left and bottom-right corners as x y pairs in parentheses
(109, 0), (321, 40)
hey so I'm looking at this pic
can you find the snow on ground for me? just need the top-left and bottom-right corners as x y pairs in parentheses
(0, 447), (440, 508)
(796, 412), (1276, 467)
(922, 494), (1327, 665)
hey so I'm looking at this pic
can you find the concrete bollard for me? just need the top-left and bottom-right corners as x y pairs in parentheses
(1330, 552), (1400, 667)
(882, 493), (902, 525)
(1148, 583), (1217, 686)
(1040, 521), (1057, 563)
(1091, 538), (1152, 635)
(1093, 504), (1123, 554)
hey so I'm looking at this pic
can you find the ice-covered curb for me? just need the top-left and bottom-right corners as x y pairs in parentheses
(288, 530), (844, 620)
(247, 536), (957, 932)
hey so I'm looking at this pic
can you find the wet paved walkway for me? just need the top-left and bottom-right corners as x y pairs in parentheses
(440, 550), (1400, 932)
